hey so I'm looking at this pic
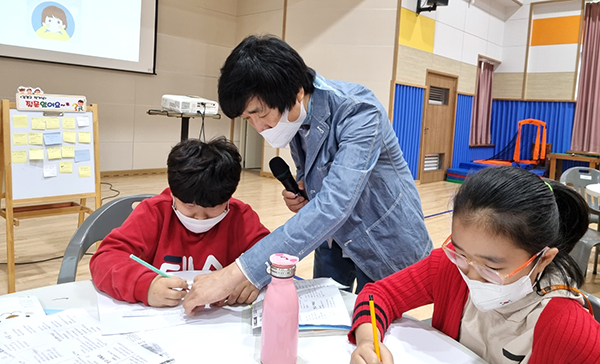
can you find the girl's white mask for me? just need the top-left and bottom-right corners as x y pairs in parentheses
(172, 200), (229, 234)
(458, 257), (543, 312)
(260, 101), (307, 149)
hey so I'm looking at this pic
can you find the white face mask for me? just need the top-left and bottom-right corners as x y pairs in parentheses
(260, 101), (306, 149)
(458, 258), (543, 312)
(172, 200), (229, 234)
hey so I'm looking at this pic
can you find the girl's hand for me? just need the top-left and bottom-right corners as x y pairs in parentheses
(350, 341), (394, 364)
(350, 323), (394, 364)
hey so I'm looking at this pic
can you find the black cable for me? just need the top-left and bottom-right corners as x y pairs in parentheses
(199, 103), (206, 141)
(0, 253), (94, 265)
(101, 181), (120, 202)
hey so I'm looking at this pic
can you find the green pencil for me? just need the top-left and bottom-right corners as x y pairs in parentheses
(129, 254), (172, 278)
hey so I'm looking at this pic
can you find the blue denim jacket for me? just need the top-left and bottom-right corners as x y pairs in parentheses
(237, 74), (433, 288)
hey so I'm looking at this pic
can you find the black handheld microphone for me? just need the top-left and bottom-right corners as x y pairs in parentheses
(269, 156), (309, 200)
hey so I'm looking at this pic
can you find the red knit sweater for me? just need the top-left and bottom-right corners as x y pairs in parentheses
(349, 248), (600, 364)
(90, 188), (269, 305)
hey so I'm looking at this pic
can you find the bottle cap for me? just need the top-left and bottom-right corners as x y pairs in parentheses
(267, 253), (299, 278)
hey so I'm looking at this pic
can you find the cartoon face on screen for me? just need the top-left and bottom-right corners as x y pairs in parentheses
(44, 13), (66, 33)
(34, 4), (73, 42)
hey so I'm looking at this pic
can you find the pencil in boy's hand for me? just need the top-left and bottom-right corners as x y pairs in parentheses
(129, 254), (172, 278)
(369, 294), (382, 361)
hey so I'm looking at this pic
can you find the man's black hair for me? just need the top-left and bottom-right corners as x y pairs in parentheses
(167, 137), (241, 207)
(218, 34), (316, 119)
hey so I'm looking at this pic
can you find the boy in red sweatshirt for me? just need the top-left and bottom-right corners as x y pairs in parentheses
(90, 137), (269, 307)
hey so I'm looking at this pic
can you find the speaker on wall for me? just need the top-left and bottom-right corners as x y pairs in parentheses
(427, 0), (449, 5)
(418, 0), (449, 14)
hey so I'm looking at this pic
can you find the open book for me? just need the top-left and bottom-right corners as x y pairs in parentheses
(251, 278), (352, 336)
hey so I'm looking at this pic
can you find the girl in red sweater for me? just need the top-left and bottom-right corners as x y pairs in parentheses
(349, 166), (600, 364)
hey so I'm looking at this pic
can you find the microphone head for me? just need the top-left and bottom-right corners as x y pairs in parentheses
(269, 156), (291, 180)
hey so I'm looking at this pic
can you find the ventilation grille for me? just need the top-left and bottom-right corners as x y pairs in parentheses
(424, 154), (441, 171)
(429, 86), (449, 105)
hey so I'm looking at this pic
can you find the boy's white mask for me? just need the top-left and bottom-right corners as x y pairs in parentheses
(172, 200), (229, 234)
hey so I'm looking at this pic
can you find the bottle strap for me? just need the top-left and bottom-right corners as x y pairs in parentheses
(540, 284), (594, 316)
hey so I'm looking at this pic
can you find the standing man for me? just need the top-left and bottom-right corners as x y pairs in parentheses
(184, 35), (432, 314)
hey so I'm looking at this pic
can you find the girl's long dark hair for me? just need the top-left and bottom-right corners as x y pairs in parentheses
(453, 166), (589, 289)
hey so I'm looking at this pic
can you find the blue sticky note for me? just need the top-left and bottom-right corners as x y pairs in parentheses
(43, 132), (62, 145)
(75, 149), (91, 162)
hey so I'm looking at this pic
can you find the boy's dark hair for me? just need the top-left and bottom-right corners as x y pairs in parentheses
(218, 35), (316, 119)
(453, 166), (589, 289)
(167, 137), (242, 207)
(42, 5), (68, 29)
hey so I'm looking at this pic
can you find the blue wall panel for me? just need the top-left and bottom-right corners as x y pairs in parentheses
(392, 86), (575, 177)
(392, 84), (424, 180)
(490, 100), (575, 157)
(451, 94), (472, 169)
(450, 95), (495, 169)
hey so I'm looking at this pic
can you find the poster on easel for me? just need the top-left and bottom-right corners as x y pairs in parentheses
(0, 98), (100, 293)
(9, 109), (96, 200)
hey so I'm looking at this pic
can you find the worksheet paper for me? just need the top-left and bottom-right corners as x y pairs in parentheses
(251, 277), (351, 330)
(0, 309), (170, 364)
(0, 295), (46, 325)
(96, 270), (237, 335)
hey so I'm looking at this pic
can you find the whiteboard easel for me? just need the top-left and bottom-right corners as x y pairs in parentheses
(0, 99), (101, 292)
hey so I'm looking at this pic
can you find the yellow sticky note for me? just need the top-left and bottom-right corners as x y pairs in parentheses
(29, 148), (44, 160)
(78, 131), (91, 143)
(62, 146), (75, 158)
(78, 165), (91, 178)
(46, 117), (60, 129)
(13, 133), (28, 145)
(13, 115), (28, 128)
(47, 146), (62, 160)
(12, 150), (27, 163)
(63, 117), (76, 129)
(63, 130), (76, 143)
(60, 161), (73, 173)
(29, 132), (43, 145)
(31, 117), (46, 130)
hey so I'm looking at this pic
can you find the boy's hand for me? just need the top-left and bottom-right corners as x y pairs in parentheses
(226, 279), (259, 305)
(147, 275), (188, 307)
(350, 323), (394, 364)
(282, 180), (308, 213)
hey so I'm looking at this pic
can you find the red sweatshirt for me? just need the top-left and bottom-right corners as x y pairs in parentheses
(349, 248), (600, 364)
(90, 188), (269, 305)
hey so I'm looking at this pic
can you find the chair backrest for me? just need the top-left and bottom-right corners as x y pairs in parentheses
(559, 167), (600, 223)
(583, 290), (600, 323)
(57, 194), (154, 284)
(559, 167), (600, 196)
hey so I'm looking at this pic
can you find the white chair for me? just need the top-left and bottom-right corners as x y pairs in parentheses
(583, 290), (600, 323)
(560, 167), (600, 276)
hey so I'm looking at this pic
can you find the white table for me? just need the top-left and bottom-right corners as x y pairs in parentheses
(8, 281), (488, 364)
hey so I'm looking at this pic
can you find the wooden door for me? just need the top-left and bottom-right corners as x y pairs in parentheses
(419, 71), (458, 184)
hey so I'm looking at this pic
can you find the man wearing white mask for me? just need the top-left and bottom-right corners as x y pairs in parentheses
(90, 137), (269, 307)
(184, 35), (433, 314)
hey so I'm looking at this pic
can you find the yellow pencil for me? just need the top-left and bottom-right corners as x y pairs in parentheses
(369, 294), (382, 361)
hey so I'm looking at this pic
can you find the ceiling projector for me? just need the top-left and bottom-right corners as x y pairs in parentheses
(161, 95), (219, 115)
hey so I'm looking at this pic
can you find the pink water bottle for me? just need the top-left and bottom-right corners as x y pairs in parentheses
(261, 253), (299, 364)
